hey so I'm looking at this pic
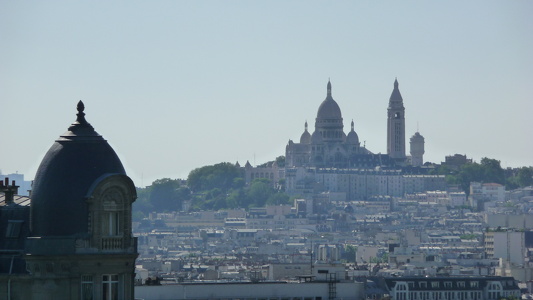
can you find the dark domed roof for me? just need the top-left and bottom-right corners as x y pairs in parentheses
(316, 81), (342, 120)
(31, 101), (126, 237)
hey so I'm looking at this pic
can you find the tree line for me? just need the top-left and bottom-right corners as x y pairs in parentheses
(133, 160), (291, 219)
(133, 157), (532, 219)
(432, 157), (532, 194)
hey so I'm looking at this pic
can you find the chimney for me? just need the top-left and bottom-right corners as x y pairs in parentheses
(0, 177), (19, 205)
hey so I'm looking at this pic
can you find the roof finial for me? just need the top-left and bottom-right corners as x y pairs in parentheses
(351, 119), (354, 131)
(76, 100), (88, 124)
(305, 120), (308, 131)
(394, 77), (399, 89)
(327, 79), (332, 97)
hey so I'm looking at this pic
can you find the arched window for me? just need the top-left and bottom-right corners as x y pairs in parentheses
(86, 174), (136, 251)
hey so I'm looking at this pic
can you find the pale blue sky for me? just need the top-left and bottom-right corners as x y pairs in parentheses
(1, 1), (532, 187)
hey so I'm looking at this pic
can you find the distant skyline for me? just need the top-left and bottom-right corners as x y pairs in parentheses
(1, 1), (532, 187)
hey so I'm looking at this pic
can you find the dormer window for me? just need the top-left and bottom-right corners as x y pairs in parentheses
(85, 174), (136, 251)
(5, 220), (23, 238)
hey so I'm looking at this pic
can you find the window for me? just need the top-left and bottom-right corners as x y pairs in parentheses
(105, 212), (120, 236)
(5, 220), (23, 238)
(81, 275), (94, 300)
(431, 281), (440, 288)
(457, 281), (465, 288)
(444, 282), (452, 289)
(102, 274), (119, 300)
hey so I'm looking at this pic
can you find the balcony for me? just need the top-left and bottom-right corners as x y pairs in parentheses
(101, 237), (123, 250)
(100, 237), (137, 252)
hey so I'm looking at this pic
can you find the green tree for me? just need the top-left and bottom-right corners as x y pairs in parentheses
(480, 158), (505, 184)
(266, 192), (290, 205)
(517, 167), (533, 187)
(275, 155), (286, 168)
(247, 178), (274, 207)
(449, 158), (505, 194)
(149, 178), (189, 211)
(187, 162), (243, 192)
(344, 245), (357, 263)
(226, 189), (246, 208)
(134, 186), (154, 214)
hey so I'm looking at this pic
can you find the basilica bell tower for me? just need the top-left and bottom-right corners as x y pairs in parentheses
(387, 78), (406, 160)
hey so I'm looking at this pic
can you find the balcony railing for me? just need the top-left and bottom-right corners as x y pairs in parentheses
(101, 237), (123, 250)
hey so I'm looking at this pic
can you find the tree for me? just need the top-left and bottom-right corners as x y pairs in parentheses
(187, 162), (243, 192)
(226, 189), (246, 208)
(517, 167), (533, 187)
(447, 158), (505, 194)
(275, 155), (286, 168)
(480, 157), (504, 184)
(343, 244), (357, 263)
(247, 178), (274, 207)
(266, 192), (290, 205)
(149, 178), (189, 212)
(134, 186), (154, 214)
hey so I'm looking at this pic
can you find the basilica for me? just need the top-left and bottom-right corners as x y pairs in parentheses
(285, 79), (424, 169)
(280, 80), (441, 201)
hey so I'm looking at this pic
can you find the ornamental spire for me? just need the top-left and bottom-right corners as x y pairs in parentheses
(76, 100), (88, 125)
(327, 79), (332, 97)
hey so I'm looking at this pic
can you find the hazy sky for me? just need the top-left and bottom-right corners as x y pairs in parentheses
(1, 1), (532, 187)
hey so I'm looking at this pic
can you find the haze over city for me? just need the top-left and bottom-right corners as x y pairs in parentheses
(1, 1), (531, 187)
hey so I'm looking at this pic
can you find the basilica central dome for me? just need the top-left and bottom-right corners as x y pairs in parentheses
(316, 81), (342, 120)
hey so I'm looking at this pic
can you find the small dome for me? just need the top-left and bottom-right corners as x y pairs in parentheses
(300, 131), (311, 144)
(411, 132), (424, 141)
(31, 101), (126, 237)
(300, 121), (311, 144)
(311, 130), (323, 144)
(346, 120), (359, 145)
(346, 130), (359, 145)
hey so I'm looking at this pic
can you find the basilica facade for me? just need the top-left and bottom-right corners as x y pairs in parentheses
(285, 79), (424, 169)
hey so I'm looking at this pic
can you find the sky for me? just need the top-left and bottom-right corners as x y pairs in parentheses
(1, 1), (532, 187)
